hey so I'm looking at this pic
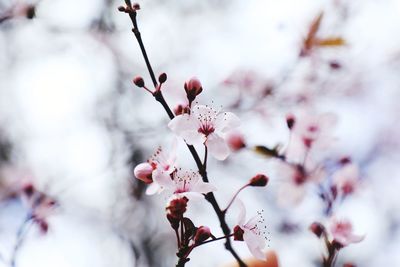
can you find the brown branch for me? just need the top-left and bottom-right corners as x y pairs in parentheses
(119, 3), (246, 267)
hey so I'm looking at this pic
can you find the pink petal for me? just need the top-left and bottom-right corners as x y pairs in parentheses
(215, 112), (241, 133)
(206, 134), (230, 160)
(168, 114), (203, 145)
(243, 231), (266, 260)
(236, 199), (247, 226)
(146, 183), (161, 195)
(192, 180), (217, 194)
(153, 169), (175, 190)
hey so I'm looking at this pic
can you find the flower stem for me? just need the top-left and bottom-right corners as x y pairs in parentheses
(223, 184), (248, 214)
(121, 5), (247, 267)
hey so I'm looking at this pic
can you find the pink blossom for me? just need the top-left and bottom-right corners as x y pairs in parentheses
(329, 218), (364, 247)
(168, 104), (240, 160)
(290, 111), (337, 150)
(154, 169), (216, 199)
(234, 201), (267, 260)
(332, 163), (360, 195)
(133, 142), (177, 195)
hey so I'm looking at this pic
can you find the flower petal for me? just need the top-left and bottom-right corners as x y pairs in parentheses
(153, 169), (175, 190)
(206, 134), (230, 160)
(192, 180), (217, 194)
(146, 183), (161, 195)
(215, 112), (240, 133)
(236, 199), (246, 226)
(168, 114), (203, 145)
(244, 231), (266, 260)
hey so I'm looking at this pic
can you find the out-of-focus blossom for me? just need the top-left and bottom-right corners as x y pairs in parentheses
(168, 104), (240, 160)
(332, 163), (360, 196)
(227, 132), (246, 152)
(276, 161), (325, 206)
(234, 201), (267, 260)
(154, 169), (216, 199)
(329, 218), (364, 247)
(291, 111), (337, 150)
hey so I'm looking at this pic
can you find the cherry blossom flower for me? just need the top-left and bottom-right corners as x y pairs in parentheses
(329, 218), (364, 247)
(168, 104), (240, 160)
(332, 163), (360, 196)
(234, 201), (267, 260)
(133, 142), (177, 195)
(154, 169), (216, 199)
(291, 111), (337, 150)
(276, 160), (325, 206)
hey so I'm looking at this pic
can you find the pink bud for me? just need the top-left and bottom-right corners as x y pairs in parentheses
(309, 222), (326, 238)
(249, 174), (269, 187)
(166, 197), (189, 219)
(158, 73), (167, 84)
(227, 132), (246, 151)
(286, 114), (295, 130)
(194, 226), (211, 244)
(184, 77), (203, 102)
(133, 163), (153, 184)
(133, 76), (145, 88)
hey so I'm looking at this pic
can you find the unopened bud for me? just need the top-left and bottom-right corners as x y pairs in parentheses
(133, 76), (145, 88)
(158, 73), (167, 84)
(286, 114), (295, 130)
(132, 3), (140, 10)
(227, 132), (246, 151)
(339, 156), (351, 165)
(133, 163), (153, 184)
(184, 77), (203, 102)
(22, 184), (35, 197)
(309, 222), (326, 238)
(166, 197), (189, 219)
(194, 226), (211, 244)
(233, 225), (244, 241)
(167, 214), (180, 230)
(331, 239), (344, 250)
(118, 6), (126, 12)
(249, 174), (269, 187)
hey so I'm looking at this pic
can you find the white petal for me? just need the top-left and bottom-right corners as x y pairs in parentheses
(192, 180), (217, 194)
(192, 104), (215, 118)
(146, 183), (161, 195)
(153, 170), (175, 190)
(168, 114), (203, 145)
(206, 134), (230, 160)
(215, 112), (240, 133)
(244, 231), (266, 260)
(236, 199), (246, 226)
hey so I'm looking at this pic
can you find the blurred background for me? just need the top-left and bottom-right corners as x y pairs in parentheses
(1, 0), (400, 266)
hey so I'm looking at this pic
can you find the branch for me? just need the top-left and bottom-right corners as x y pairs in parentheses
(120, 4), (246, 266)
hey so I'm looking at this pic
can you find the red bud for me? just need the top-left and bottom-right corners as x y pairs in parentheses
(249, 174), (269, 187)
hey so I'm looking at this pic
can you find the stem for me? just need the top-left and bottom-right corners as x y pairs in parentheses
(122, 5), (246, 267)
(203, 145), (208, 172)
(175, 229), (181, 248)
(223, 184), (248, 214)
(197, 233), (235, 247)
(10, 215), (32, 267)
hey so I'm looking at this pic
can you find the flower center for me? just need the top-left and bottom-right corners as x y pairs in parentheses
(198, 124), (215, 136)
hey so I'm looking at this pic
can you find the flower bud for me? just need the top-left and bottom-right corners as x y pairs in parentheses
(184, 77), (203, 102)
(286, 114), (295, 130)
(233, 225), (244, 241)
(133, 163), (153, 184)
(133, 76), (145, 88)
(22, 183), (35, 197)
(166, 197), (189, 219)
(158, 73), (167, 84)
(166, 214), (180, 230)
(227, 132), (246, 151)
(194, 226), (211, 244)
(132, 3), (140, 10)
(309, 222), (326, 238)
(117, 6), (126, 12)
(249, 174), (269, 187)
(331, 239), (344, 250)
